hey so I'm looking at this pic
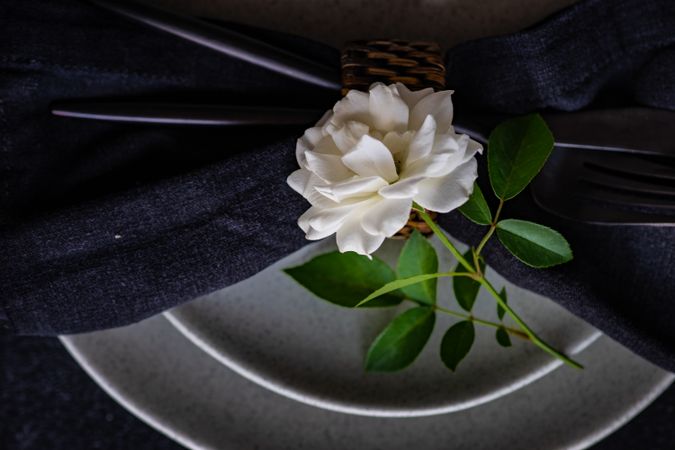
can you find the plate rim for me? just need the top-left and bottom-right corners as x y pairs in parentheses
(164, 308), (600, 417)
(60, 317), (674, 450)
(162, 236), (601, 418)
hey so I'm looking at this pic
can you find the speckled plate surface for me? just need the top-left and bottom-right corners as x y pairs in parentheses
(61, 315), (673, 450)
(165, 236), (600, 417)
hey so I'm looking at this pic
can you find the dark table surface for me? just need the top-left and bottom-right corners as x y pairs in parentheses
(2, 331), (674, 450)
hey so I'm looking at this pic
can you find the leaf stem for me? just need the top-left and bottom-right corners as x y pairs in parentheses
(413, 205), (474, 273)
(478, 277), (583, 369)
(475, 198), (504, 256)
(471, 249), (482, 278)
(355, 271), (474, 308)
(414, 202), (581, 369)
(431, 303), (528, 340)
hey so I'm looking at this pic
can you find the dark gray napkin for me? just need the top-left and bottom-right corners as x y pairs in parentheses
(0, 0), (674, 372)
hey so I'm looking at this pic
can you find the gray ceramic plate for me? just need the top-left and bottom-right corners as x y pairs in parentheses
(61, 315), (673, 450)
(166, 237), (600, 417)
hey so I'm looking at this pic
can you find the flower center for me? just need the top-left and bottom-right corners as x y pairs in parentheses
(394, 158), (403, 175)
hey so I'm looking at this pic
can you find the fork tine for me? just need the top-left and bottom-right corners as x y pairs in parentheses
(89, 0), (341, 90)
(530, 147), (675, 225)
(542, 108), (675, 158)
(582, 152), (675, 182)
(580, 164), (675, 201)
(51, 101), (324, 125)
(578, 177), (675, 210)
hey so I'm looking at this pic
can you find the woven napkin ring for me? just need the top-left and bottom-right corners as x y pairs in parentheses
(340, 39), (446, 238)
(340, 39), (446, 96)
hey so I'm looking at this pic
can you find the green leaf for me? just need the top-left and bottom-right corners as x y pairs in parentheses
(396, 230), (439, 305)
(440, 321), (475, 372)
(496, 327), (512, 347)
(452, 250), (485, 311)
(284, 252), (403, 308)
(458, 184), (492, 225)
(488, 114), (554, 200)
(356, 273), (452, 307)
(496, 219), (573, 268)
(365, 306), (436, 372)
(497, 287), (507, 320)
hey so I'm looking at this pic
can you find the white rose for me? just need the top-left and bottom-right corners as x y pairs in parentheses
(287, 82), (482, 257)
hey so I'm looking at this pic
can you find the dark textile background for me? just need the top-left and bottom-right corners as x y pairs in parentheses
(1, 0), (675, 448)
(1, 0), (674, 372)
(0, 0), (339, 334)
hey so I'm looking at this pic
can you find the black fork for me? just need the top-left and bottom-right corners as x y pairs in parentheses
(58, 1), (675, 228)
(531, 149), (675, 225)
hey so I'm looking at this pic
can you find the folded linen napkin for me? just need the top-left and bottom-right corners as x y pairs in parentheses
(1, 0), (674, 372)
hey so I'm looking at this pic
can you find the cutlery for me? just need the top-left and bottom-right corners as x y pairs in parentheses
(52, 100), (675, 157)
(70, 1), (675, 226)
(51, 101), (324, 126)
(68, 2), (673, 155)
(531, 148), (675, 225)
(87, 0), (340, 90)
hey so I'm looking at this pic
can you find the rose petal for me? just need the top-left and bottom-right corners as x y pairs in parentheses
(369, 83), (409, 132)
(382, 131), (412, 157)
(314, 176), (387, 202)
(341, 135), (398, 183)
(329, 121), (370, 153)
(361, 198), (412, 236)
(312, 134), (342, 156)
(287, 169), (311, 195)
(399, 131), (472, 179)
(288, 170), (338, 208)
(298, 204), (357, 233)
(302, 126), (325, 147)
(299, 209), (339, 240)
(332, 89), (371, 127)
(292, 84), (475, 253)
(410, 90), (454, 131)
(336, 211), (386, 256)
(308, 208), (353, 232)
(378, 176), (424, 199)
(407, 115), (436, 164)
(297, 129), (338, 167)
(316, 109), (333, 127)
(305, 224), (341, 240)
(438, 132), (482, 164)
(402, 152), (461, 179)
(307, 190), (340, 208)
(395, 83), (434, 110)
(465, 136), (483, 159)
(305, 151), (353, 182)
(298, 207), (313, 232)
(295, 138), (310, 167)
(413, 158), (478, 213)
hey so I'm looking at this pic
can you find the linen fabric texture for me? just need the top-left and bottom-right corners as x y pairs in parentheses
(1, 0), (674, 372)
